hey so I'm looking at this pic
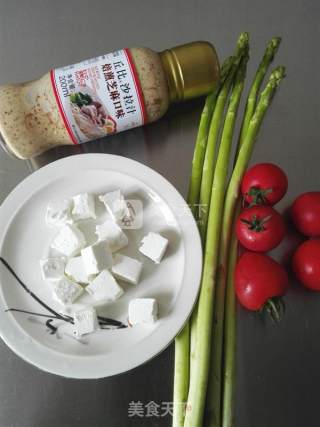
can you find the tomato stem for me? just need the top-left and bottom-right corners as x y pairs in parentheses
(248, 186), (273, 206)
(240, 214), (272, 231)
(264, 297), (285, 322)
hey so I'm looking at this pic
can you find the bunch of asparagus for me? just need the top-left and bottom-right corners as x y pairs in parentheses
(173, 33), (285, 427)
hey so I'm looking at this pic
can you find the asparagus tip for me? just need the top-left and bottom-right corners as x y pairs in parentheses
(265, 37), (282, 60)
(237, 32), (250, 51)
(270, 66), (286, 86)
(274, 36), (282, 44)
(270, 36), (282, 47)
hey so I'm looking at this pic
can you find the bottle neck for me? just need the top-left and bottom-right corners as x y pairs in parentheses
(159, 41), (220, 104)
(160, 49), (185, 103)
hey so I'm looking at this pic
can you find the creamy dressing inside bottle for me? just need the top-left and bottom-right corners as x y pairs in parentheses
(0, 42), (219, 159)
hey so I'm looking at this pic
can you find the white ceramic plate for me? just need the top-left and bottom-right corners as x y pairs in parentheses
(0, 153), (202, 378)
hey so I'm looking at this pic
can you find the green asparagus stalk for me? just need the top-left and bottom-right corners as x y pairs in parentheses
(174, 97), (214, 426)
(189, 34), (249, 400)
(220, 40), (282, 427)
(206, 38), (282, 427)
(184, 49), (249, 427)
(188, 56), (235, 219)
(199, 33), (249, 240)
(200, 53), (248, 427)
(173, 323), (190, 427)
(187, 94), (217, 218)
(239, 37), (281, 142)
(189, 55), (236, 385)
(221, 208), (240, 427)
(198, 67), (232, 238)
(173, 57), (234, 427)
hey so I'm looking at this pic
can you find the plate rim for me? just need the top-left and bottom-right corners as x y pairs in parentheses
(0, 153), (202, 378)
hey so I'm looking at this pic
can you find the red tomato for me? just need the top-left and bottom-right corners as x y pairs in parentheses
(292, 239), (320, 290)
(236, 206), (286, 252)
(291, 192), (320, 237)
(241, 163), (288, 206)
(235, 252), (289, 311)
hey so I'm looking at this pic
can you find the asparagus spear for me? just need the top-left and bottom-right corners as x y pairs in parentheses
(206, 37), (282, 427)
(187, 94), (217, 218)
(220, 39), (282, 427)
(199, 33), (249, 240)
(189, 55), (236, 384)
(239, 37), (281, 141)
(188, 56), (235, 219)
(221, 210), (239, 427)
(229, 67), (286, 200)
(184, 48), (249, 427)
(173, 56), (236, 427)
(189, 34), (249, 400)
(173, 323), (190, 427)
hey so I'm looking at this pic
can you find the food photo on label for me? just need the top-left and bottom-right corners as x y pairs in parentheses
(0, 4), (319, 426)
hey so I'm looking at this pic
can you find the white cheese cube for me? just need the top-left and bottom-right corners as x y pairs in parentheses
(81, 241), (113, 275)
(139, 232), (169, 263)
(45, 199), (73, 227)
(99, 190), (129, 222)
(52, 277), (83, 305)
(112, 254), (142, 285)
(74, 307), (99, 337)
(86, 270), (124, 302)
(65, 256), (91, 284)
(95, 220), (128, 252)
(72, 193), (96, 221)
(51, 224), (86, 257)
(128, 298), (158, 325)
(39, 257), (66, 281)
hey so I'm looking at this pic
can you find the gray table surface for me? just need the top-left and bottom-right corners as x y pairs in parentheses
(1, 0), (320, 426)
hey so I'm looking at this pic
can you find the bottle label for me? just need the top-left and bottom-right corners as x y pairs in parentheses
(50, 49), (146, 144)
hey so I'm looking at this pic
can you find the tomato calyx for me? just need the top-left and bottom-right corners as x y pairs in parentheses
(246, 186), (273, 206)
(240, 214), (272, 232)
(261, 297), (285, 323)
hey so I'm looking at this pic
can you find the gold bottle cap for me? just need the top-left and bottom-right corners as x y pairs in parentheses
(160, 41), (220, 103)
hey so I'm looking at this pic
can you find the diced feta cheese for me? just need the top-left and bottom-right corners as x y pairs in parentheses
(81, 241), (113, 275)
(52, 277), (83, 305)
(95, 220), (128, 252)
(99, 190), (129, 222)
(74, 307), (99, 337)
(39, 257), (66, 281)
(139, 232), (169, 263)
(128, 298), (158, 325)
(45, 199), (73, 227)
(72, 193), (96, 221)
(86, 270), (124, 302)
(65, 256), (91, 284)
(51, 224), (86, 257)
(112, 254), (142, 285)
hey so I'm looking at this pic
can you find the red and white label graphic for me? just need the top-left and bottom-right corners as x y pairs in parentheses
(50, 49), (146, 144)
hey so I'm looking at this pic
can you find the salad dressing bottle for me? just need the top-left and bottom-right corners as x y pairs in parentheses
(0, 41), (219, 159)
